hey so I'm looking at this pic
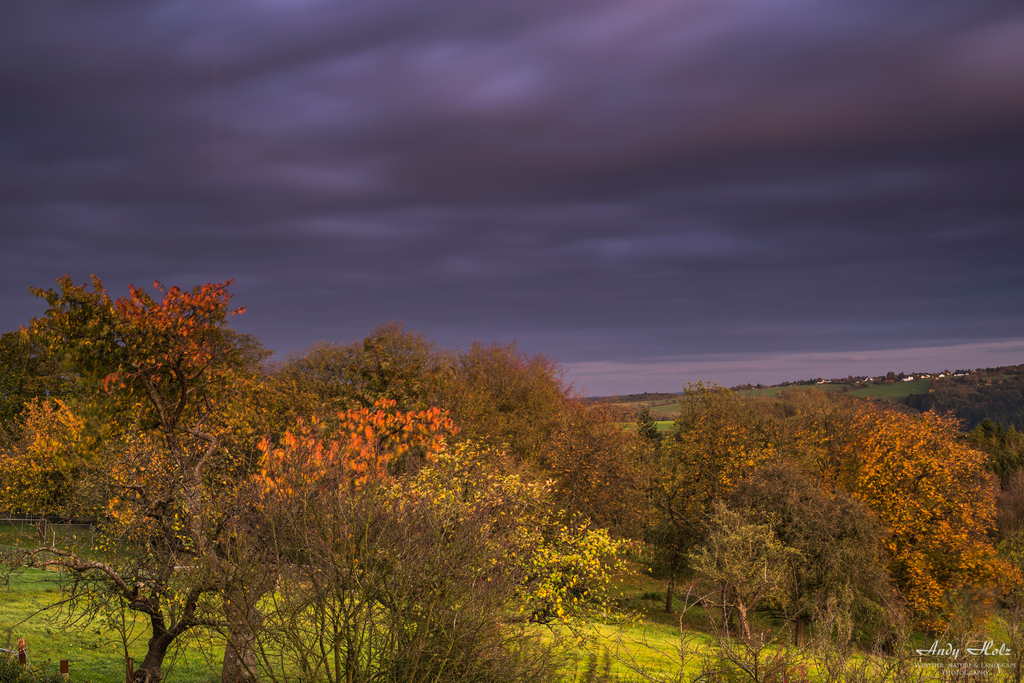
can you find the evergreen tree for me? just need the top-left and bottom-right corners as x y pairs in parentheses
(635, 405), (661, 445)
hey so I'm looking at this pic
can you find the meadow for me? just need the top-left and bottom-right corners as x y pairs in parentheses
(3, 535), (679, 682)
(4, 525), (1021, 683)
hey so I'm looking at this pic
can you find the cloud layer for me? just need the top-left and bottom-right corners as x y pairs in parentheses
(2, 0), (1023, 393)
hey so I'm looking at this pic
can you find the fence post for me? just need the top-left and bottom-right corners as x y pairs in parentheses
(60, 660), (69, 678)
(16, 637), (26, 665)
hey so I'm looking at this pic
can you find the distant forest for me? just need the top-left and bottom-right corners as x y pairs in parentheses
(907, 365), (1024, 431)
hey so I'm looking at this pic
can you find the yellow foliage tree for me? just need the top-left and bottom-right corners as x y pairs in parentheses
(0, 399), (85, 517)
(255, 437), (620, 682)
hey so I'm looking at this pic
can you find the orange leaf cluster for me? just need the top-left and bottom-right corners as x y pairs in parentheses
(258, 398), (456, 496)
(32, 275), (243, 416)
(101, 279), (241, 393)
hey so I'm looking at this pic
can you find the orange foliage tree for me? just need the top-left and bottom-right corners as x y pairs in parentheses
(255, 412), (621, 683)
(14, 275), (272, 683)
(830, 407), (1015, 631)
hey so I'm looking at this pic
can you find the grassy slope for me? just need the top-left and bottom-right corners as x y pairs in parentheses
(846, 379), (932, 401)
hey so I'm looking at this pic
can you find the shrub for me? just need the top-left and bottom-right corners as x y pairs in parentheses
(255, 441), (621, 683)
(0, 655), (86, 683)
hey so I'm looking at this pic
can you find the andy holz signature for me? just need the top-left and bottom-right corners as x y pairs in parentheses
(916, 641), (1013, 659)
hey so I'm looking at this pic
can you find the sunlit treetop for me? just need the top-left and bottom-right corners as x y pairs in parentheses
(29, 275), (248, 440)
(258, 398), (457, 494)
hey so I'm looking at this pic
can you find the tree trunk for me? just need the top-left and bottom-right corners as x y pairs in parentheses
(665, 573), (675, 614)
(222, 632), (257, 683)
(720, 585), (731, 637)
(133, 597), (200, 683)
(136, 619), (175, 682)
(222, 589), (260, 683)
(735, 601), (752, 642)
(794, 615), (809, 647)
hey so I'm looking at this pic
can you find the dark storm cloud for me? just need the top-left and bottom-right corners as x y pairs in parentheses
(2, 0), (1023, 393)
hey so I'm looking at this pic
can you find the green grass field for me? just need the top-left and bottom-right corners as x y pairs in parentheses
(0, 522), (223, 683)
(4, 518), (1014, 682)
(647, 402), (680, 417)
(3, 558), (1017, 683)
(607, 400), (679, 417)
(1, 561), (686, 682)
(0, 568), (223, 683)
(846, 379), (932, 401)
(0, 536), (793, 683)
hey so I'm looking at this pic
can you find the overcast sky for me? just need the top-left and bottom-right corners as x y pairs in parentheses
(2, 0), (1023, 395)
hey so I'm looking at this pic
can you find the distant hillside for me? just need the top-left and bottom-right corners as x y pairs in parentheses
(733, 379), (934, 402)
(589, 364), (1024, 432)
(583, 391), (681, 404)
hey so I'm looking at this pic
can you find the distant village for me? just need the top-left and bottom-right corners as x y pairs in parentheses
(813, 370), (969, 385)
(734, 368), (979, 391)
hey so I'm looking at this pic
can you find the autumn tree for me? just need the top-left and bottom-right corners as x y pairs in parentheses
(648, 383), (774, 613)
(737, 392), (1011, 634)
(0, 398), (87, 518)
(256, 411), (620, 683)
(729, 461), (896, 648)
(745, 387), (866, 477)
(439, 341), (568, 468)
(828, 406), (1014, 631)
(275, 322), (443, 418)
(0, 329), (75, 447)
(412, 444), (622, 628)
(688, 501), (796, 641)
(540, 401), (648, 537)
(11, 275), (274, 683)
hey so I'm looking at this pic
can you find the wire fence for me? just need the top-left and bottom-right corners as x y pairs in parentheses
(0, 517), (96, 587)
